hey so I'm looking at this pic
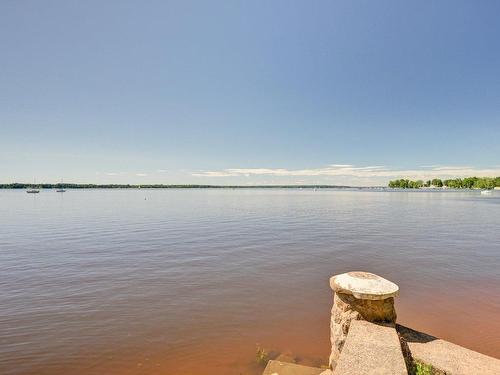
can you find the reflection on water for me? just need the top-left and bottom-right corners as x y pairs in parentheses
(0, 189), (499, 374)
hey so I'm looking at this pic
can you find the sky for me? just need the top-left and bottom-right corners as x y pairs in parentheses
(1, 0), (499, 186)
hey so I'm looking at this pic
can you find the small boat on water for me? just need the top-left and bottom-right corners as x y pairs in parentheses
(481, 190), (492, 195)
(56, 178), (66, 192)
(27, 178), (40, 193)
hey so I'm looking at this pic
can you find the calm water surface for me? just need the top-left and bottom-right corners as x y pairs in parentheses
(0, 189), (499, 374)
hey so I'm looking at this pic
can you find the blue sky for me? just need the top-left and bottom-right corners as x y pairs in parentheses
(1, 0), (499, 185)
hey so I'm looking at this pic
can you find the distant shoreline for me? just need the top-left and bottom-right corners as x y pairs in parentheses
(2, 182), (498, 190)
(1, 183), (367, 189)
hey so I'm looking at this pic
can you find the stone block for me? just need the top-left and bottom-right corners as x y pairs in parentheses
(334, 320), (407, 375)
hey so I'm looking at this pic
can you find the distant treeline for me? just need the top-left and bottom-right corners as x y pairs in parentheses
(0, 183), (353, 189)
(388, 177), (500, 189)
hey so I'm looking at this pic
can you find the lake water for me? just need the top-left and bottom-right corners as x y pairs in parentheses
(0, 189), (499, 374)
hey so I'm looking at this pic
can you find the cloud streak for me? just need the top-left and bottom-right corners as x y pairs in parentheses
(192, 164), (500, 181)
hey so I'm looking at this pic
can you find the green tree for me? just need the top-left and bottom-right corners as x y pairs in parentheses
(462, 177), (477, 189)
(431, 178), (443, 187)
(474, 177), (494, 189)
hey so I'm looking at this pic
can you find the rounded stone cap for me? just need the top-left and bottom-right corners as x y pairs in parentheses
(330, 271), (399, 300)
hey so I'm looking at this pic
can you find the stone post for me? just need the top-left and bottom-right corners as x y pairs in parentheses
(329, 271), (399, 369)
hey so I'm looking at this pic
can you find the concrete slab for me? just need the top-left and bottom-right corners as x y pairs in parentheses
(398, 325), (500, 375)
(334, 320), (407, 375)
(262, 360), (324, 375)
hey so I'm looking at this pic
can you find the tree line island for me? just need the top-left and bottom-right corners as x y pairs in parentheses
(388, 176), (500, 189)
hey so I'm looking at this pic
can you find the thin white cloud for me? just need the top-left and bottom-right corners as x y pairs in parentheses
(100, 171), (127, 176)
(431, 165), (472, 171)
(136, 173), (148, 177)
(191, 164), (500, 180)
(157, 169), (167, 173)
(191, 171), (238, 177)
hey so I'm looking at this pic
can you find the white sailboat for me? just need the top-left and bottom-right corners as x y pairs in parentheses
(56, 178), (66, 192)
(26, 178), (40, 194)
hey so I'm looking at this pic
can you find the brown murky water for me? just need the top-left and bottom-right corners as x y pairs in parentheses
(1, 189), (499, 374)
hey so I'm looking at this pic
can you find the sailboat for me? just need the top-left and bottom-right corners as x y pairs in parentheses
(56, 178), (66, 192)
(26, 179), (40, 194)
